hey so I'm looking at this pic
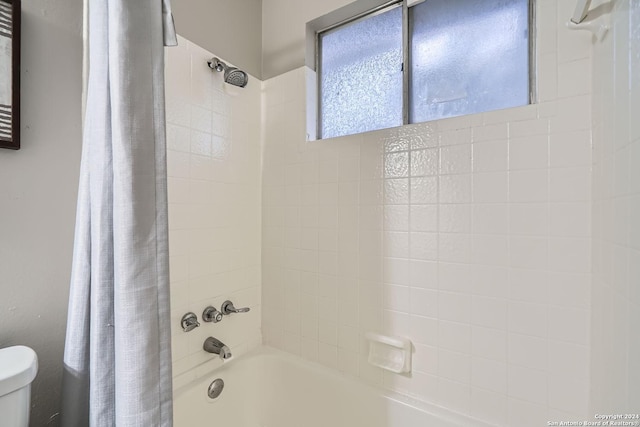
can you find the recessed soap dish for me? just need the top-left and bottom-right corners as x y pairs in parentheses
(365, 332), (412, 374)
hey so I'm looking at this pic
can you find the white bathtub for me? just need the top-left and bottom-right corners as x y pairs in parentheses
(173, 347), (490, 427)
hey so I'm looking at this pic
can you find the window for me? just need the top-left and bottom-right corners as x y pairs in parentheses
(316, 0), (532, 139)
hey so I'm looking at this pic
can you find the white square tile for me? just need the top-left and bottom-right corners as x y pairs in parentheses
(383, 257), (410, 286)
(507, 397), (548, 427)
(440, 128), (472, 146)
(509, 268), (549, 305)
(410, 177), (439, 204)
(382, 310), (410, 336)
(338, 325), (359, 352)
(470, 388), (508, 426)
(383, 284), (410, 312)
(439, 349), (471, 384)
(547, 340), (589, 384)
(472, 326), (507, 362)
(410, 315), (439, 346)
(439, 320), (471, 353)
(472, 204), (509, 235)
(473, 124), (508, 143)
(508, 365), (547, 405)
(472, 235), (509, 267)
(538, 52), (558, 102)
(439, 291), (471, 323)
(439, 262), (472, 293)
(410, 288), (438, 318)
(473, 140), (508, 172)
(384, 178), (410, 204)
(412, 343), (439, 375)
(384, 206), (410, 231)
(548, 376), (589, 416)
(438, 233), (471, 263)
(410, 149), (439, 177)
(508, 333), (547, 371)
(409, 260), (438, 289)
(509, 134), (549, 170)
(557, 58), (591, 98)
(471, 357), (507, 394)
(360, 179), (384, 205)
(471, 296), (507, 330)
(440, 145), (472, 175)
(473, 172), (508, 203)
(508, 301), (547, 338)
(510, 203), (549, 237)
(167, 124), (191, 153)
(509, 170), (549, 203)
(439, 204), (471, 233)
(318, 318), (337, 346)
(548, 237), (591, 273)
(551, 95), (591, 133)
(472, 265), (509, 298)
(509, 119), (549, 139)
(410, 232), (439, 261)
(509, 237), (548, 270)
(439, 174), (472, 204)
(550, 130), (592, 168)
(549, 167), (591, 202)
(191, 105), (212, 133)
(437, 378), (471, 413)
(548, 306), (589, 345)
(547, 272), (589, 309)
(410, 205), (438, 232)
(384, 152), (409, 178)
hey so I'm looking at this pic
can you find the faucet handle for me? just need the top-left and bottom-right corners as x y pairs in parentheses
(181, 312), (200, 332)
(221, 300), (250, 315)
(202, 306), (223, 323)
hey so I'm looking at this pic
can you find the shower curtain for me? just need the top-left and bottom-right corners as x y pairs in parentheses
(61, 0), (177, 426)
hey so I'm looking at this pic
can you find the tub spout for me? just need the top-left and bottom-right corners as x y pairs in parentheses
(203, 336), (232, 360)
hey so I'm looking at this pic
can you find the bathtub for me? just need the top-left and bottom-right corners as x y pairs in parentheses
(173, 347), (490, 427)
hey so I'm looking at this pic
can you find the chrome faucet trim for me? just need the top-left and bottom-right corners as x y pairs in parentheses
(203, 336), (232, 360)
(202, 306), (223, 323)
(180, 312), (200, 332)
(220, 300), (250, 315)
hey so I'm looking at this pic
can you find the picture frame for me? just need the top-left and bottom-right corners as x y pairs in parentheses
(0, 0), (21, 150)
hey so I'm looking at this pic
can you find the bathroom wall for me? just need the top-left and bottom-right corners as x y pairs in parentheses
(0, 1), (82, 426)
(165, 36), (263, 390)
(591, 0), (640, 414)
(171, 0), (263, 78)
(261, 0), (594, 425)
(262, 0), (354, 79)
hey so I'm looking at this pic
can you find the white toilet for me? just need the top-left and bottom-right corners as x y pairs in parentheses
(0, 346), (38, 427)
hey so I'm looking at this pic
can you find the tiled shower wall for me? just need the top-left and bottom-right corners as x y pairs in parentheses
(591, 0), (640, 413)
(165, 36), (262, 389)
(262, 1), (593, 425)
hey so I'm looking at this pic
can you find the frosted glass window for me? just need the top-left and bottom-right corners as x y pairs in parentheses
(410, 0), (530, 123)
(319, 6), (403, 139)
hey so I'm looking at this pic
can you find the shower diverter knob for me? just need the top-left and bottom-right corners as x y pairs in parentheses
(202, 306), (223, 323)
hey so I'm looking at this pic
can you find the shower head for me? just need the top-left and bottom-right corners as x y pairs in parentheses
(207, 57), (249, 88)
(224, 68), (249, 88)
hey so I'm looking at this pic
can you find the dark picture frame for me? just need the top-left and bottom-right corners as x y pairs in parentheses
(0, 0), (20, 150)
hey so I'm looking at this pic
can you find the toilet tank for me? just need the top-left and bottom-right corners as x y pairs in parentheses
(0, 346), (38, 427)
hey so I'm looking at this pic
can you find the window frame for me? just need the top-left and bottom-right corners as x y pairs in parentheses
(313, 0), (536, 140)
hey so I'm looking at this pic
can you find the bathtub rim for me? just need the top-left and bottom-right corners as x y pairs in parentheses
(173, 345), (495, 427)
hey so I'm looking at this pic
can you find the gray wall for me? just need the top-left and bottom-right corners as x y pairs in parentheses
(171, 0), (263, 78)
(0, 1), (83, 426)
(262, 0), (353, 79)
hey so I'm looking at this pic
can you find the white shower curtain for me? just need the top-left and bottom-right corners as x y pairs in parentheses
(61, 0), (177, 426)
